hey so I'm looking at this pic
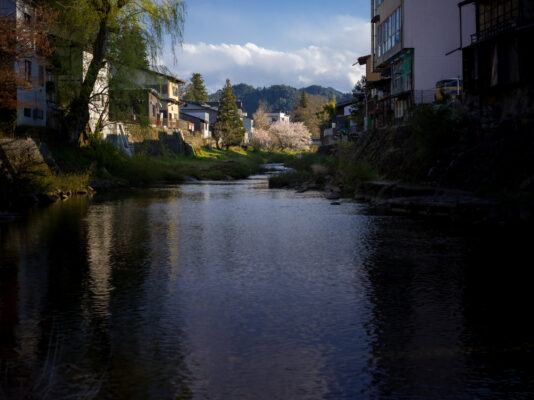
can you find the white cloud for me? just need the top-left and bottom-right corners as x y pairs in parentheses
(165, 15), (370, 93)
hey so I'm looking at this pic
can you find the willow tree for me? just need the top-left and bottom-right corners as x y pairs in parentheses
(49, 0), (186, 143)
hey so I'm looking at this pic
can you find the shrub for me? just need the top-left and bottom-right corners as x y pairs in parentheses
(410, 103), (464, 159)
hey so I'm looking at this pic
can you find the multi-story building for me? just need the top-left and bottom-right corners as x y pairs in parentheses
(460, 0), (534, 122)
(1, 0), (52, 129)
(369, 0), (476, 125)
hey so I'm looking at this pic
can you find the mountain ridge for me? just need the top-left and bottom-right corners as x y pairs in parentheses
(208, 83), (352, 115)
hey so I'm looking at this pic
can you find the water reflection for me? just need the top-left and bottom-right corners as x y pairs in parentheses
(1, 177), (533, 399)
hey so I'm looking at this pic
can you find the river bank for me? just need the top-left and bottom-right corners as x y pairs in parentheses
(0, 137), (294, 210)
(268, 144), (534, 226)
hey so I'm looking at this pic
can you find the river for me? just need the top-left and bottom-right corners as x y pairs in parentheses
(1, 172), (533, 399)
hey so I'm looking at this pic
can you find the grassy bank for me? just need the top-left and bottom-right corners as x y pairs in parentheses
(269, 144), (379, 193)
(1, 136), (297, 210)
(46, 141), (296, 189)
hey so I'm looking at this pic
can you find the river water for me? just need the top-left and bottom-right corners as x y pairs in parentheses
(1, 173), (533, 399)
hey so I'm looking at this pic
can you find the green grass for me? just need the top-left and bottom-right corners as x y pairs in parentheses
(16, 163), (89, 193)
(43, 142), (300, 189)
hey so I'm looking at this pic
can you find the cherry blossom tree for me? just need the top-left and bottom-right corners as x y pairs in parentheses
(250, 128), (273, 150)
(269, 121), (312, 151)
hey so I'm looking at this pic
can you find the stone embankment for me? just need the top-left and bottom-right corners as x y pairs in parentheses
(1, 138), (95, 209)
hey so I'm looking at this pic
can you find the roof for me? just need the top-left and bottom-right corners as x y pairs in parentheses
(336, 99), (355, 108)
(204, 101), (246, 112)
(142, 68), (186, 84)
(180, 112), (208, 124)
(182, 101), (218, 111)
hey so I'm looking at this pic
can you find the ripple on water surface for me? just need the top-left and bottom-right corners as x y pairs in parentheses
(0, 176), (533, 399)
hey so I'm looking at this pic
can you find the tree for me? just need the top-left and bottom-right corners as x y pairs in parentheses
(299, 90), (309, 108)
(107, 27), (151, 127)
(316, 95), (336, 130)
(269, 121), (311, 151)
(250, 128), (273, 150)
(48, 0), (186, 143)
(350, 76), (366, 129)
(213, 79), (246, 149)
(252, 100), (269, 131)
(292, 94), (328, 137)
(0, 3), (55, 134)
(184, 73), (208, 103)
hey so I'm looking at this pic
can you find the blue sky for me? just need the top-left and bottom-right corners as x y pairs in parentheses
(164, 0), (371, 93)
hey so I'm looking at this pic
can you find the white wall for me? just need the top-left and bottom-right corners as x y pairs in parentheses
(403, 0), (476, 92)
(183, 111), (210, 124)
(83, 51), (111, 137)
(266, 112), (290, 125)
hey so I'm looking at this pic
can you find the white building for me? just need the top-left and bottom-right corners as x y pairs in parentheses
(266, 111), (290, 125)
(83, 52), (110, 137)
(242, 116), (254, 143)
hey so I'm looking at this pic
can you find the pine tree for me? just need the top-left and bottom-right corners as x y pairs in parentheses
(213, 79), (246, 149)
(299, 90), (309, 108)
(184, 73), (208, 103)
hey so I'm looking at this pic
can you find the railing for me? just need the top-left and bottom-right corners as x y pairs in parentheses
(412, 90), (435, 104)
(472, 1), (521, 43)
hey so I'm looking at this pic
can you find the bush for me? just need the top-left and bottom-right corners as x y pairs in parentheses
(410, 103), (464, 159)
(335, 142), (378, 190)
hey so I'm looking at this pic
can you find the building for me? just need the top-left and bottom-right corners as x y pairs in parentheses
(181, 102), (218, 136)
(129, 69), (185, 129)
(266, 111), (290, 125)
(1, 0), (52, 128)
(460, 0), (534, 122)
(322, 99), (361, 145)
(242, 115), (254, 143)
(182, 100), (254, 143)
(368, 0), (476, 125)
(357, 54), (391, 130)
(179, 112), (210, 139)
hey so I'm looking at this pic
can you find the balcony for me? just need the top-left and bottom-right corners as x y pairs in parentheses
(471, 0), (525, 43)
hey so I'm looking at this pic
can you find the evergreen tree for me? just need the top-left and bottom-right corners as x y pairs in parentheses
(292, 94), (328, 137)
(184, 73), (209, 103)
(299, 90), (309, 108)
(213, 79), (246, 149)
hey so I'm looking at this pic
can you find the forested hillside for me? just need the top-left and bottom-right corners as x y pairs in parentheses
(208, 84), (351, 115)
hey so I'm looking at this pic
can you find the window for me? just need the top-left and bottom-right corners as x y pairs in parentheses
(24, 108), (31, 117)
(24, 13), (31, 25)
(478, 0), (519, 39)
(152, 105), (156, 117)
(377, 7), (402, 57)
(24, 60), (32, 82)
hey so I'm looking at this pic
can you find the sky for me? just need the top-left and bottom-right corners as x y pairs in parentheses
(163, 0), (371, 94)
